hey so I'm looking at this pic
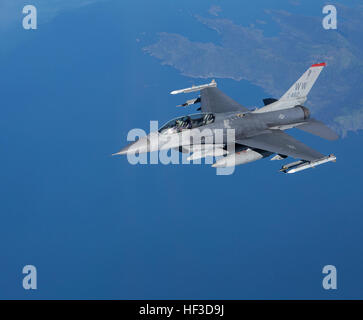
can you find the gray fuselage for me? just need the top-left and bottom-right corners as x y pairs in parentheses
(196, 105), (309, 144)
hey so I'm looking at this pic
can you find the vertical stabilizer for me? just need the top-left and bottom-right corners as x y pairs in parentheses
(279, 63), (326, 102)
(254, 63), (326, 113)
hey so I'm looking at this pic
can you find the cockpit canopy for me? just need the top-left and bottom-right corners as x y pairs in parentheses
(158, 113), (215, 134)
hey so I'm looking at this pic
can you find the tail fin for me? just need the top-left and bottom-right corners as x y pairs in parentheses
(280, 63), (326, 102)
(254, 63), (326, 114)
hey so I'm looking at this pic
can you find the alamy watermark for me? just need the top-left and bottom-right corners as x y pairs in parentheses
(122, 121), (237, 176)
(322, 265), (337, 290)
(322, 5), (337, 30)
(22, 265), (37, 290)
(22, 5), (37, 30)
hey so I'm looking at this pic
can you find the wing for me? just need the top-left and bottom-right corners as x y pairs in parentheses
(200, 87), (249, 113)
(236, 130), (324, 161)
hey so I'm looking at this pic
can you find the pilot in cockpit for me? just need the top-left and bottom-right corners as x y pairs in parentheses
(175, 117), (192, 131)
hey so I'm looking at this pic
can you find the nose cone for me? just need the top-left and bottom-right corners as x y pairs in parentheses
(112, 143), (135, 156)
(112, 136), (149, 156)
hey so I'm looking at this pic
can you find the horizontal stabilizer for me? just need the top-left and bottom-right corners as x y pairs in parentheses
(297, 119), (338, 141)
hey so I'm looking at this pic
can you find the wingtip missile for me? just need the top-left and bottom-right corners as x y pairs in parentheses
(281, 154), (336, 174)
(170, 79), (217, 95)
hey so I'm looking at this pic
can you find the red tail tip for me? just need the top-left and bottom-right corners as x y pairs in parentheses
(311, 62), (326, 67)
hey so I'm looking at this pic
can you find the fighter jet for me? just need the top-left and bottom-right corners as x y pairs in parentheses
(114, 63), (338, 173)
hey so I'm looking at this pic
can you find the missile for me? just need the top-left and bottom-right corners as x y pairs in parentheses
(281, 154), (336, 174)
(280, 160), (305, 171)
(170, 79), (217, 95)
(177, 97), (201, 107)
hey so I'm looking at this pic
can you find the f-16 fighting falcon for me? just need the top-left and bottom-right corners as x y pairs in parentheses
(114, 63), (338, 173)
